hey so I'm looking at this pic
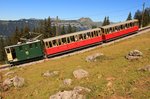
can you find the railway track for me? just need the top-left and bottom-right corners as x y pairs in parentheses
(0, 26), (150, 71)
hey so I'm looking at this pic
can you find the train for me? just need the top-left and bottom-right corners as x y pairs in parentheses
(4, 19), (139, 65)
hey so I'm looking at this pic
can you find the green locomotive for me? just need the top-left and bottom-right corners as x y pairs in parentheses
(4, 40), (43, 65)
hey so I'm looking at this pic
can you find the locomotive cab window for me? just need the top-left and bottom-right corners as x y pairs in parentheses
(6, 48), (10, 53)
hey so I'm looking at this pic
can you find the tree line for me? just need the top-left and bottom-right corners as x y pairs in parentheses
(102, 7), (150, 27)
(0, 7), (150, 62)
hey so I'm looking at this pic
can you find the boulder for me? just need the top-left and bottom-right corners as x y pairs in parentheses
(12, 76), (25, 87)
(43, 71), (59, 77)
(63, 79), (72, 86)
(85, 53), (104, 62)
(126, 50), (143, 60)
(50, 90), (83, 99)
(49, 86), (90, 99)
(73, 69), (89, 79)
(74, 86), (91, 93)
(138, 65), (150, 72)
(2, 78), (13, 87)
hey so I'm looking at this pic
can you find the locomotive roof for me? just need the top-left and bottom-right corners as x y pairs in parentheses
(5, 40), (41, 48)
(101, 19), (138, 29)
(43, 28), (101, 42)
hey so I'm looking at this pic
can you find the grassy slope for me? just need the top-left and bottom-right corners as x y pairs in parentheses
(1, 32), (150, 99)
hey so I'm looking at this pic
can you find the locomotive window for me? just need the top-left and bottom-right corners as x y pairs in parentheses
(6, 48), (10, 53)
(19, 46), (23, 50)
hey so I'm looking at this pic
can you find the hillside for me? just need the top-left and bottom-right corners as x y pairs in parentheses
(1, 31), (150, 99)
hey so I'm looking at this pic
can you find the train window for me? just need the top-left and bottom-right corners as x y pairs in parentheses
(83, 33), (87, 39)
(62, 38), (67, 44)
(95, 31), (98, 36)
(57, 39), (62, 45)
(45, 42), (49, 48)
(6, 48), (10, 53)
(19, 46), (23, 50)
(67, 37), (70, 43)
(120, 25), (123, 29)
(87, 32), (91, 38)
(112, 27), (115, 32)
(49, 41), (53, 47)
(74, 35), (78, 41)
(79, 34), (83, 40)
(106, 29), (109, 34)
(52, 40), (57, 46)
(70, 36), (75, 42)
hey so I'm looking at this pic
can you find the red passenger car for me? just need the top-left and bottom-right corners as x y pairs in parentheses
(100, 19), (139, 42)
(43, 28), (102, 56)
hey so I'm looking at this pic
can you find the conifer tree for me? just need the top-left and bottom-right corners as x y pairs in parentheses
(134, 10), (142, 27)
(67, 24), (72, 33)
(126, 12), (132, 20)
(0, 36), (5, 61)
(61, 25), (66, 35)
(106, 16), (110, 25)
(52, 26), (56, 37)
(102, 17), (107, 26)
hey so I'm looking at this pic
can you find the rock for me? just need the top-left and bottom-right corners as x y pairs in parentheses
(50, 90), (84, 99)
(43, 71), (59, 77)
(49, 86), (90, 99)
(12, 76), (25, 87)
(85, 53), (104, 62)
(74, 86), (91, 94)
(128, 50), (143, 56)
(0, 85), (10, 91)
(2, 78), (13, 87)
(73, 69), (89, 79)
(107, 81), (113, 88)
(126, 50), (143, 60)
(138, 65), (150, 72)
(63, 79), (72, 86)
(4, 71), (15, 76)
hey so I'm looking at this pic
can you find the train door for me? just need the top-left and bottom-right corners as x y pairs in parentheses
(5, 47), (13, 61)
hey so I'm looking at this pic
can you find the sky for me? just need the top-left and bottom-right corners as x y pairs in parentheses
(0, 0), (150, 22)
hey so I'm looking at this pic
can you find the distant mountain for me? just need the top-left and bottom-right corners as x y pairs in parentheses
(0, 19), (41, 36)
(78, 17), (103, 28)
(0, 17), (103, 36)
